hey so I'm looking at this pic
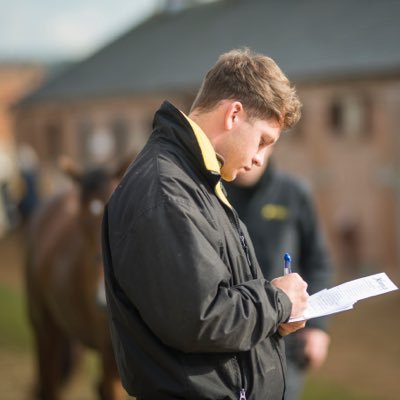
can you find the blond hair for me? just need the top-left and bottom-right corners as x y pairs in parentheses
(191, 48), (301, 129)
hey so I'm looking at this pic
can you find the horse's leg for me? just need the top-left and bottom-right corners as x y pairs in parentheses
(97, 346), (125, 400)
(31, 312), (77, 400)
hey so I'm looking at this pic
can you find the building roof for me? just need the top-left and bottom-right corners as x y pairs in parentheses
(20, 0), (400, 105)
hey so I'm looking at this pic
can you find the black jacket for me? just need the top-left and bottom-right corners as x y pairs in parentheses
(225, 163), (333, 365)
(102, 102), (293, 399)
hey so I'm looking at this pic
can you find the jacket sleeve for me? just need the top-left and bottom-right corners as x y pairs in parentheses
(111, 197), (292, 353)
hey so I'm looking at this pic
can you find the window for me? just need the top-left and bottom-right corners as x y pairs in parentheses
(87, 127), (115, 163)
(329, 94), (372, 140)
(78, 119), (115, 163)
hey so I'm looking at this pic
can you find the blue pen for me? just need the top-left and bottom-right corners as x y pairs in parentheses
(283, 253), (292, 275)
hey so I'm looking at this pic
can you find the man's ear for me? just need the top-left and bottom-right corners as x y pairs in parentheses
(224, 101), (244, 130)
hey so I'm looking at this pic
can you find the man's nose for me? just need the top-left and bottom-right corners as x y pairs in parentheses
(252, 153), (263, 167)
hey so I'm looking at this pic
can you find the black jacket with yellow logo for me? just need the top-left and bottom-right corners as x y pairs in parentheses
(102, 101), (292, 399)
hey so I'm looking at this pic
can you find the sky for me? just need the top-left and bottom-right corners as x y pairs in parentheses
(0, 0), (163, 61)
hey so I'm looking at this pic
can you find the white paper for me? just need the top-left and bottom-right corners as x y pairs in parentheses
(289, 272), (398, 322)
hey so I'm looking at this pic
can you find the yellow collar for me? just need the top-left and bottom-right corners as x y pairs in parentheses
(182, 112), (232, 209)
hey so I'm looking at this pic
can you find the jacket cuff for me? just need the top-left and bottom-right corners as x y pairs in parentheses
(275, 287), (292, 323)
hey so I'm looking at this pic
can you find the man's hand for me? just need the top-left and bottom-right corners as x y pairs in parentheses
(299, 328), (331, 369)
(271, 273), (309, 336)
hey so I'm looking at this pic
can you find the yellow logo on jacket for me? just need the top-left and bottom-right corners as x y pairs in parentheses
(261, 204), (289, 220)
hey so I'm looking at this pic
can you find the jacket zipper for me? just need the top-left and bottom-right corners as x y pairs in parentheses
(233, 355), (247, 400)
(239, 233), (252, 268)
(231, 209), (254, 400)
(232, 209), (257, 278)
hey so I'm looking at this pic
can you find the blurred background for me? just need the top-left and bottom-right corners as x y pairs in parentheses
(0, 0), (399, 399)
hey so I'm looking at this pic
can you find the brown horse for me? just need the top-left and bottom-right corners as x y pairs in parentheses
(25, 157), (131, 400)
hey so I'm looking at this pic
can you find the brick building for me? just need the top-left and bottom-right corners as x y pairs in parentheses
(14, 0), (400, 277)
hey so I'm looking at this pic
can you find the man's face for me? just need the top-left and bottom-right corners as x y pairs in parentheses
(219, 115), (281, 182)
(234, 145), (274, 187)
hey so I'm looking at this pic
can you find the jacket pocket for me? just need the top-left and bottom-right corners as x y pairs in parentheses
(181, 352), (240, 399)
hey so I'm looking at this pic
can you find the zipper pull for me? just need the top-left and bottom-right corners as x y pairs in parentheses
(239, 388), (247, 400)
(240, 235), (252, 267)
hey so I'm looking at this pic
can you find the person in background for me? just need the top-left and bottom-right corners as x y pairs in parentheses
(225, 146), (332, 400)
(102, 48), (309, 400)
(16, 143), (40, 222)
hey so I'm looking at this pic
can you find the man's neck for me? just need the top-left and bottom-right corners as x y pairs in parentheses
(188, 107), (225, 150)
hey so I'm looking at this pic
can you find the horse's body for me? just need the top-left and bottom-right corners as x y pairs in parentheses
(25, 161), (127, 400)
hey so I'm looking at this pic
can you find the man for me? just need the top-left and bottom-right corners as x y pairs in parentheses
(102, 48), (308, 400)
(225, 147), (332, 400)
